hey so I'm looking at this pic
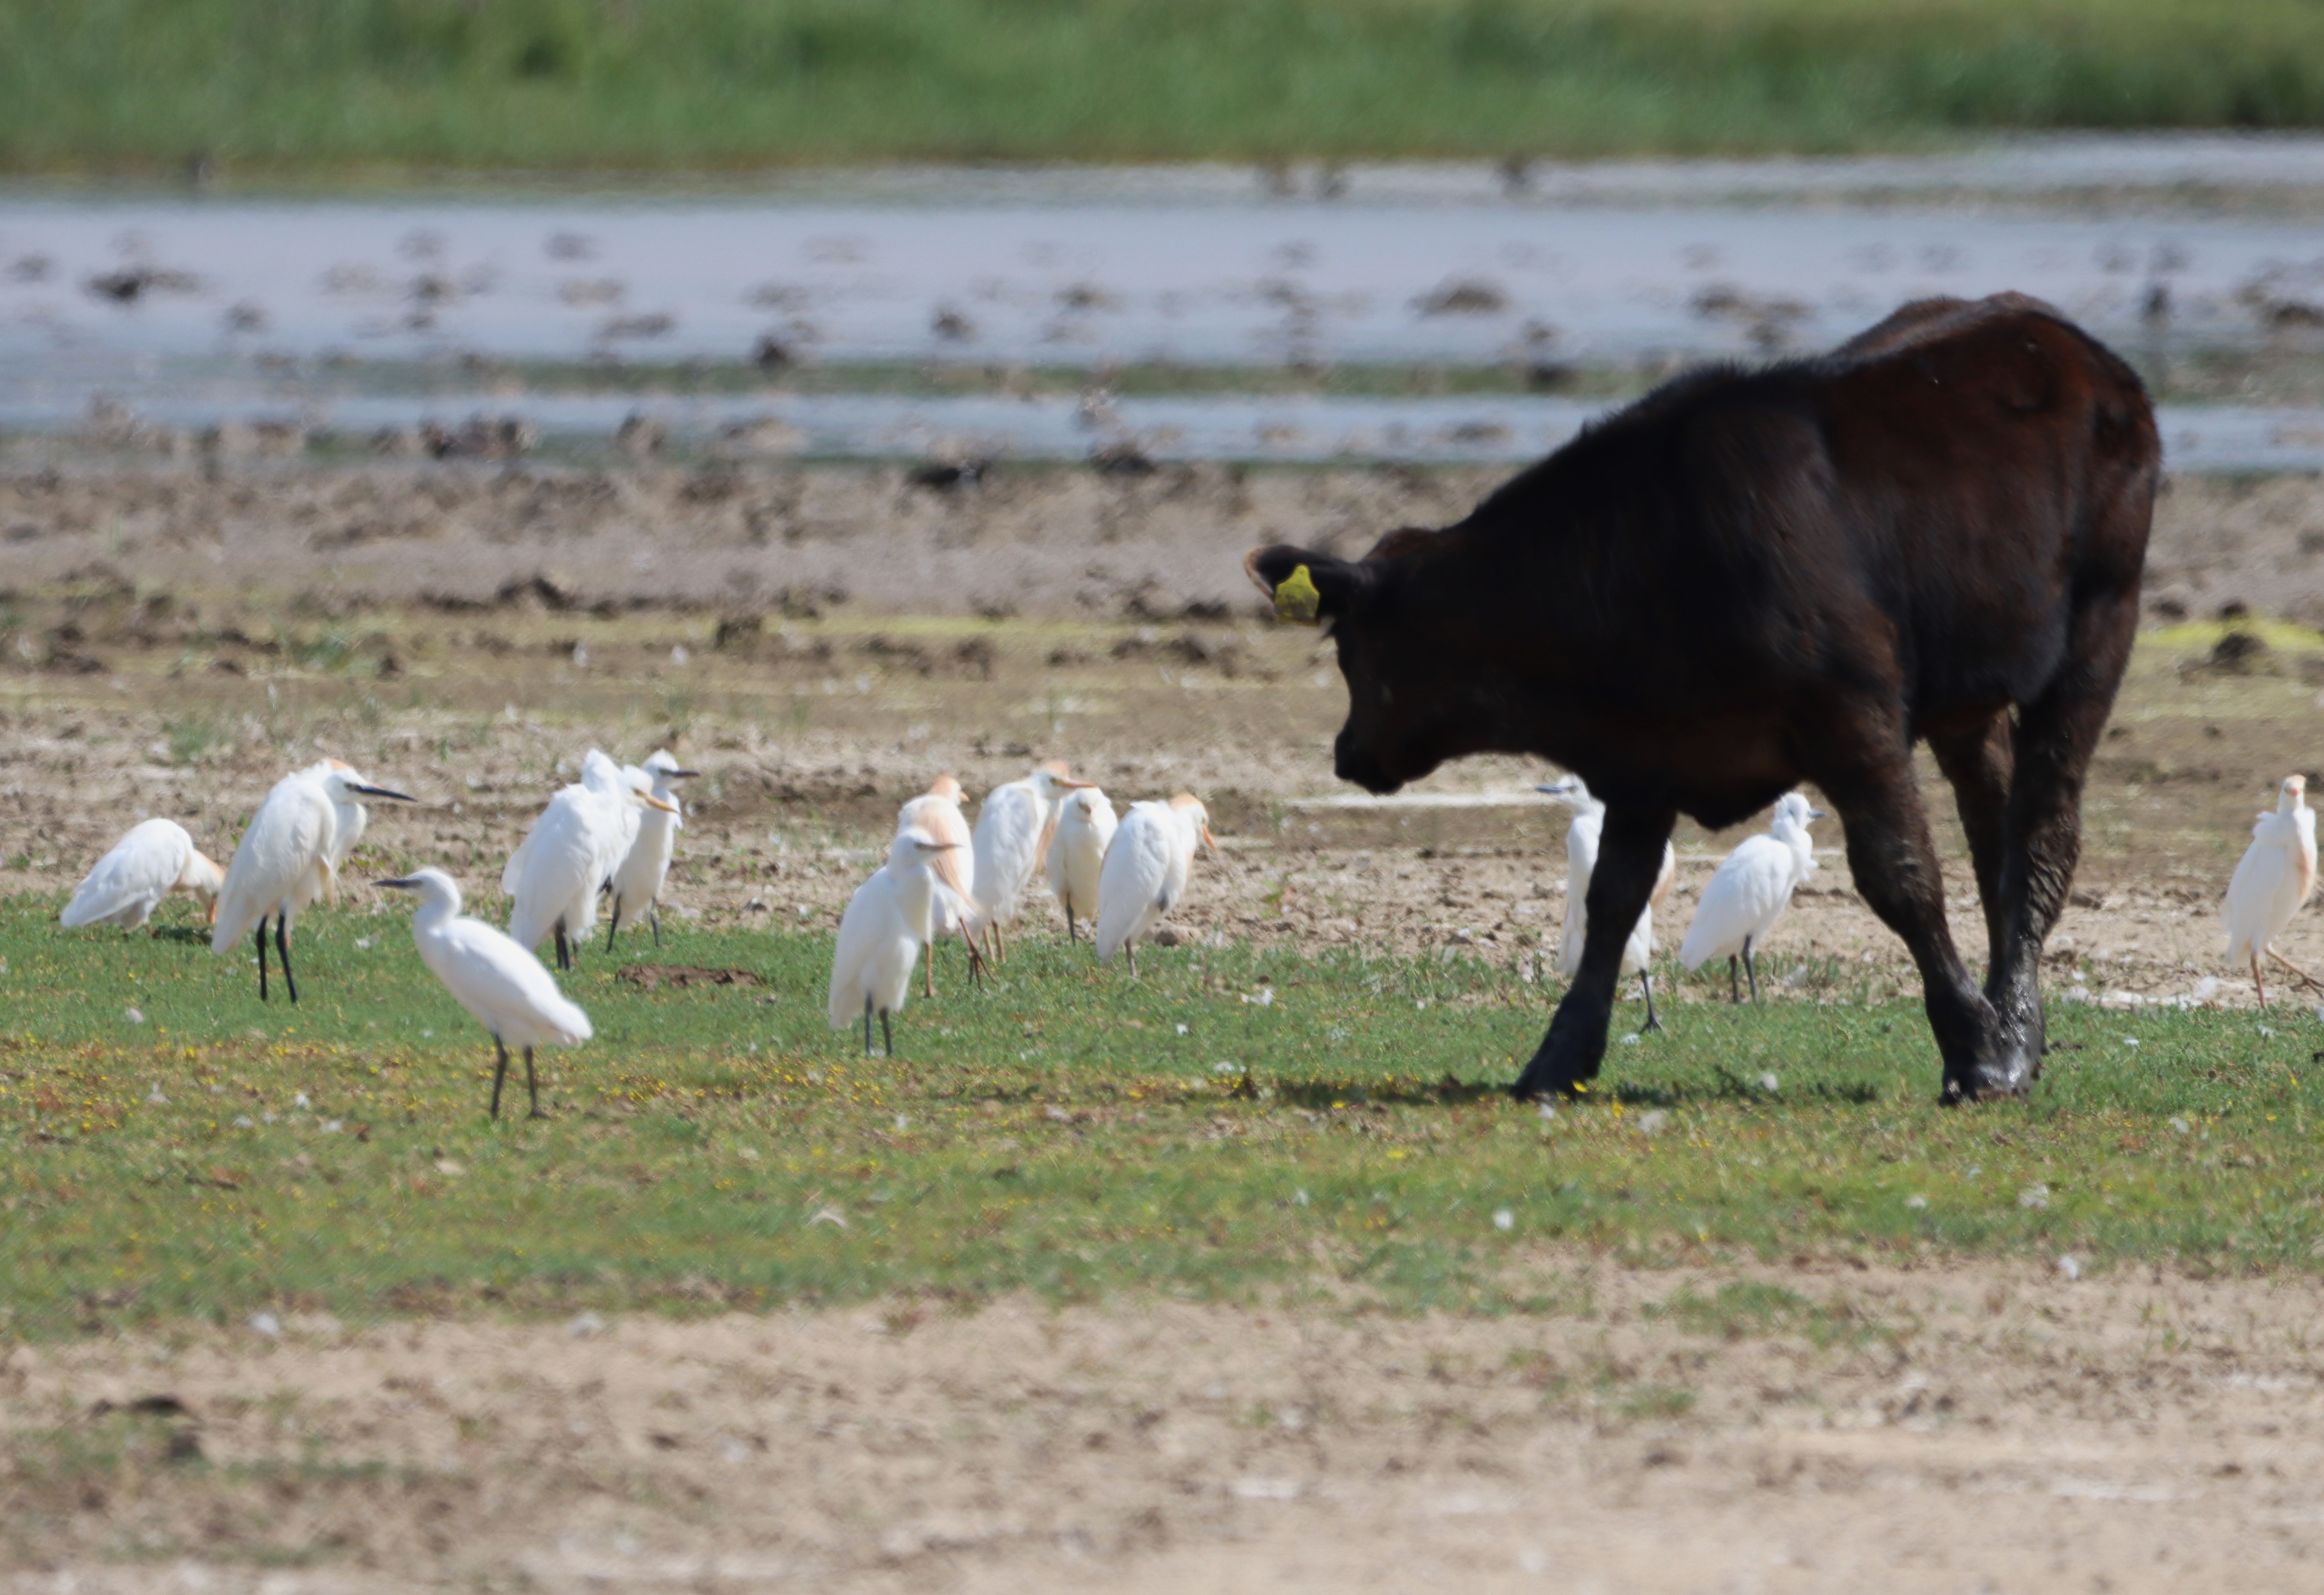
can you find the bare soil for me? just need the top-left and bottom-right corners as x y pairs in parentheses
(7, 1257), (2324, 1593)
(10, 460), (2324, 1588)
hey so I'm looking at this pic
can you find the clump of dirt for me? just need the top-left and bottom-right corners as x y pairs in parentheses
(614, 964), (761, 989)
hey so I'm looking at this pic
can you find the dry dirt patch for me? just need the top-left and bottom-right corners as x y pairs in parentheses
(5, 1260), (2323, 1593)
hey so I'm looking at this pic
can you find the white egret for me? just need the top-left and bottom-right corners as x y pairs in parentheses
(829, 825), (963, 1055)
(1096, 793), (1216, 976)
(212, 761), (414, 1002)
(61, 819), (224, 931)
(606, 749), (699, 950)
(897, 776), (980, 996)
(1679, 791), (1824, 1002)
(2223, 773), (2318, 1006)
(506, 750), (674, 971)
(1047, 785), (1119, 944)
(1539, 775), (1678, 1029)
(375, 868), (592, 1119)
(970, 760), (1092, 959)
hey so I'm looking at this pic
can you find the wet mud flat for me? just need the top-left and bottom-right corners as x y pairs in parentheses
(2, 460), (2322, 1009)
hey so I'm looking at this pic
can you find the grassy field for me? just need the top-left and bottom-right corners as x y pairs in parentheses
(4, 887), (2318, 1341)
(5, 0), (2324, 173)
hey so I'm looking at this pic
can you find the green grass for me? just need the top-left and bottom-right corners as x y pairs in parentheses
(7, 0), (2324, 172)
(3, 886), (2321, 1338)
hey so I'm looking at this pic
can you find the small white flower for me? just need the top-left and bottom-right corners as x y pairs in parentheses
(2018, 1183), (2051, 1210)
(353, 936), (375, 951)
(293, 1092), (311, 1108)
(1905, 1194), (1928, 1209)
(1176, 1023), (1189, 1035)
(2169, 1116), (2190, 1134)
(1636, 1109), (1668, 1137)
(894, 1114), (909, 1131)
(1492, 1208), (1515, 1231)
(568, 1311), (606, 1338)
(248, 1312), (282, 1339)
(125, 1007), (145, 1025)
(1758, 1071), (1780, 1092)
(232, 1115), (253, 1128)
(321, 1119), (342, 1133)
(145, 1086), (166, 1105)
(2057, 1254), (2082, 1281)
(1620, 1032), (1641, 1046)
(1536, 1101), (1557, 1122)
(2121, 1036), (2140, 1048)
(1212, 1062), (1238, 1074)
(1293, 1189), (1310, 1207)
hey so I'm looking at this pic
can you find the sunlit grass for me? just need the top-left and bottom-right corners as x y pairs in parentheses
(4, 888), (2321, 1339)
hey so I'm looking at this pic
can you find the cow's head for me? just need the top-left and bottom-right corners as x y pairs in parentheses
(1246, 529), (1469, 795)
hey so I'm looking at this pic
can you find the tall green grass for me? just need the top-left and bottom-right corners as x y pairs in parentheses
(4, 0), (2324, 171)
(4, 889), (2321, 1337)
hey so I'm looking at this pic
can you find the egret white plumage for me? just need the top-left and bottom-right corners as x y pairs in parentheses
(2223, 773), (2318, 1006)
(606, 749), (698, 950)
(1095, 793), (1215, 976)
(375, 868), (592, 1119)
(61, 819), (224, 931)
(970, 761), (1092, 959)
(1046, 785), (1118, 944)
(211, 761), (414, 1001)
(829, 824), (963, 1055)
(1538, 775), (1677, 1030)
(898, 775), (980, 995)
(506, 749), (674, 971)
(1678, 791), (1825, 1002)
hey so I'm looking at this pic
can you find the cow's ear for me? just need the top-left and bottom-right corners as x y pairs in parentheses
(1245, 545), (1368, 624)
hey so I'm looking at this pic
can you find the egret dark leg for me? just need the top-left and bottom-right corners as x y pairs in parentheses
(554, 925), (570, 973)
(524, 1047), (543, 1118)
(880, 1010), (893, 1058)
(863, 994), (874, 1056)
(2254, 953), (2268, 1009)
(1126, 941), (1138, 979)
(489, 1039), (510, 1119)
(1744, 937), (1761, 1003)
(923, 942), (936, 1000)
(604, 903), (621, 952)
(1067, 906), (1078, 944)
(1728, 955), (1739, 1004)
(650, 905), (661, 948)
(276, 916), (299, 1004)
(1640, 969), (1663, 1033)
(255, 920), (270, 1002)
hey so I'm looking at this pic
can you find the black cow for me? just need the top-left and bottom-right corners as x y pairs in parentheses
(1248, 295), (2158, 1102)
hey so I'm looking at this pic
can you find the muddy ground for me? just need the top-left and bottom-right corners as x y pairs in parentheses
(9, 1259), (2324, 1594)
(5, 461), (2324, 1007)
(8, 460), (2324, 1589)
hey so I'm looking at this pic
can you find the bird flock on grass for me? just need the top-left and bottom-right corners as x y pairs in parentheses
(55, 740), (2324, 1115)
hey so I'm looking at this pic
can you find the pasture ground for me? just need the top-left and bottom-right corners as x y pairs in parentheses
(7, 458), (2324, 1588)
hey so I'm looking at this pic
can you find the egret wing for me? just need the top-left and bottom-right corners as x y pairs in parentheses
(63, 819), (191, 929)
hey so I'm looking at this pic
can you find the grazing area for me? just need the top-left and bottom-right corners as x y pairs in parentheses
(6, 0), (2324, 171)
(7, 454), (2324, 1588)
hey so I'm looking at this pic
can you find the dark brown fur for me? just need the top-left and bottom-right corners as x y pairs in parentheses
(1247, 295), (2158, 1101)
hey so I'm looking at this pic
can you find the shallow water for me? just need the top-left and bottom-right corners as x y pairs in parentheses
(3, 137), (2323, 462)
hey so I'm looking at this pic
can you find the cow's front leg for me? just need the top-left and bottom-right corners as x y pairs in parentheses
(1512, 803), (1674, 1100)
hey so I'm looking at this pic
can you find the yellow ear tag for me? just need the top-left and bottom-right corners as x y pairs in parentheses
(1273, 563), (1323, 624)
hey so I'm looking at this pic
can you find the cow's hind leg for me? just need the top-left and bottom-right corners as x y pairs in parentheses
(1512, 803), (1675, 1099)
(1985, 606), (2137, 1090)
(1928, 710), (2014, 976)
(1821, 743), (1999, 1100)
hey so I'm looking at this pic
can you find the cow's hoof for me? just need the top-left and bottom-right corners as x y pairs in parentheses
(1939, 1057), (2035, 1105)
(1510, 1057), (1596, 1101)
